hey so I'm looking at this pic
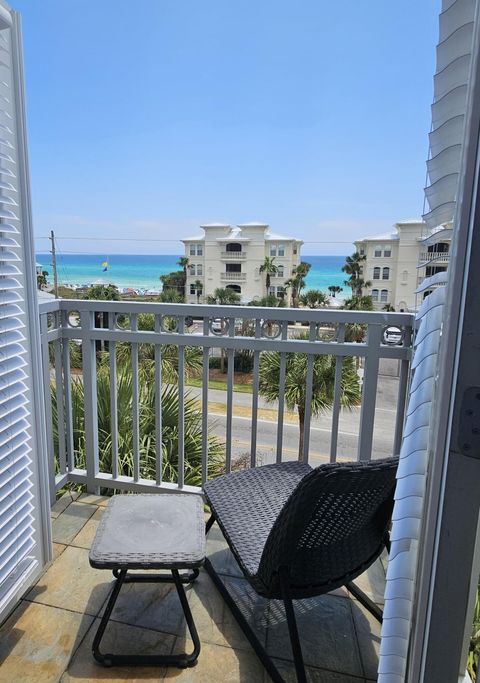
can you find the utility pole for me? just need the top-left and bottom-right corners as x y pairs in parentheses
(50, 229), (58, 298)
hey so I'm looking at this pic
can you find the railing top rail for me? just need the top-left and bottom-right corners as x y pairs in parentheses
(39, 298), (415, 327)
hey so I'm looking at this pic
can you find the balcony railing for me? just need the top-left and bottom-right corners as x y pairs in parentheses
(39, 299), (414, 501)
(220, 272), (246, 281)
(220, 251), (245, 260)
(419, 251), (450, 262)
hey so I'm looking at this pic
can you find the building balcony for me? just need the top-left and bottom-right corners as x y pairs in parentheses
(419, 251), (450, 265)
(220, 251), (246, 260)
(1, 299), (415, 683)
(220, 272), (247, 281)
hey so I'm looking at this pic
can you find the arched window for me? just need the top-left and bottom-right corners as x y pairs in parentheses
(226, 284), (241, 293)
(374, 245), (382, 257)
(226, 242), (242, 252)
(188, 264), (195, 276)
(382, 267), (390, 279)
(372, 289), (379, 301)
(373, 267), (380, 279)
(277, 265), (284, 277)
(380, 289), (388, 302)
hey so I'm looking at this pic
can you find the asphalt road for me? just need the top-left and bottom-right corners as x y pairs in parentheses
(187, 375), (402, 464)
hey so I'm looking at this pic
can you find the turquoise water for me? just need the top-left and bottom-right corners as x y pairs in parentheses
(36, 253), (347, 295)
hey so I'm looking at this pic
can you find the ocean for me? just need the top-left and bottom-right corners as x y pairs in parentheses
(35, 253), (348, 295)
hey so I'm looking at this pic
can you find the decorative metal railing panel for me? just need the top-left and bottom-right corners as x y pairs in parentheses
(39, 299), (414, 499)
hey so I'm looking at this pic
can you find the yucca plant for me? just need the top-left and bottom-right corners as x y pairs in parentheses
(468, 582), (480, 681)
(51, 361), (224, 489)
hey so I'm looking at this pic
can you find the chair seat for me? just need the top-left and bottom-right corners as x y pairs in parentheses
(203, 461), (312, 582)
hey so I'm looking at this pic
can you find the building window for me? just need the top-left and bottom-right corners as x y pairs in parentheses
(382, 267), (390, 280)
(373, 267), (380, 279)
(293, 246), (297, 254)
(277, 265), (284, 277)
(197, 264), (202, 276)
(226, 263), (241, 273)
(188, 264), (195, 276)
(359, 247), (365, 255)
(383, 246), (391, 257)
(226, 242), (241, 252)
(190, 284), (196, 295)
(372, 289), (379, 302)
(278, 244), (285, 256)
(270, 245), (277, 256)
(380, 289), (388, 303)
(374, 245), (382, 257)
(268, 286), (276, 296)
(402, 270), (408, 283)
(189, 244), (196, 256)
(197, 244), (203, 256)
(277, 286), (285, 299)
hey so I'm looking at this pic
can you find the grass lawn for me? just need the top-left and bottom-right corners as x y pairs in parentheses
(186, 377), (253, 394)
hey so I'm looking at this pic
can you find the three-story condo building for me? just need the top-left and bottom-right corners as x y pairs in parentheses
(182, 222), (303, 304)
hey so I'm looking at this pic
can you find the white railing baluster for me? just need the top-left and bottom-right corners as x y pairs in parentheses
(80, 309), (99, 493)
(201, 317), (209, 483)
(131, 313), (140, 481)
(275, 321), (288, 463)
(250, 318), (262, 468)
(225, 317), (235, 474)
(154, 315), (162, 485)
(108, 312), (118, 480)
(53, 336), (66, 476)
(40, 313), (55, 502)
(62, 330), (74, 472)
(177, 316), (185, 488)
(357, 324), (382, 461)
(302, 322), (316, 464)
(330, 323), (346, 463)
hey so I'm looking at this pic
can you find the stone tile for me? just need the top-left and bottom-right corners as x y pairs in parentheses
(165, 639), (265, 682)
(206, 525), (243, 578)
(52, 501), (97, 544)
(77, 493), (111, 507)
(222, 576), (269, 649)
(71, 507), (104, 550)
(108, 578), (188, 637)
(266, 658), (367, 682)
(350, 599), (381, 680)
(53, 542), (67, 560)
(62, 617), (175, 682)
(349, 560), (385, 607)
(26, 545), (112, 616)
(185, 569), (232, 648)
(0, 600), (93, 683)
(266, 594), (363, 678)
(50, 491), (80, 518)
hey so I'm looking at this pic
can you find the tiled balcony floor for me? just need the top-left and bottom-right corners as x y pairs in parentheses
(0, 492), (386, 683)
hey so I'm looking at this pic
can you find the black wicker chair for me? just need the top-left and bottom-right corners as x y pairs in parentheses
(203, 457), (398, 683)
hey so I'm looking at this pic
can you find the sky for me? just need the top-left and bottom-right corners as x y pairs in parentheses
(14, 0), (440, 256)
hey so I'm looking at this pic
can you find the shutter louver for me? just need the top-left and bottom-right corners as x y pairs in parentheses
(423, 0), (476, 229)
(0, 8), (41, 611)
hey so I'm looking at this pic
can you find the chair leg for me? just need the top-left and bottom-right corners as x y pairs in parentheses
(347, 581), (383, 623)
(279, 567), (307, 683)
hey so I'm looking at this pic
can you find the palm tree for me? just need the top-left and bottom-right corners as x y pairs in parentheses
(206, 288), (241, 305)
(342, 295), (374, 345)
(342, 252), (369, 296)
(285, 261), (311, 307)
(177, 256), (190, 297)
(299, 289), (329, 309)
(382, 303), (395, 312)
(259, 257), (278, 294)
(328, 285), (343, 298)
(157, 289), (185, 303)
(193, 279), (203, 303)
(259, 348), (361, 460)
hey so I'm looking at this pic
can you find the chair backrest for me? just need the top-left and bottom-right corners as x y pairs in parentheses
(258, 457), (398, 597)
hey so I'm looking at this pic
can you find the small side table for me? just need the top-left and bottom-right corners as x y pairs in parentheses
(89, 493), (205, 668)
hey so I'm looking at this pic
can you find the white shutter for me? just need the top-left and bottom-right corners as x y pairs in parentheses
(0, 4), (50, 616)
(423, 0), (476, 229)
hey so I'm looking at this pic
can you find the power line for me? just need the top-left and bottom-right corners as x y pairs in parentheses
(35, 235), (354, 244)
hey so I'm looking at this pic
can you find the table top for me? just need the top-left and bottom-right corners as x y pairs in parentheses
(89, 494), (206, 570)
